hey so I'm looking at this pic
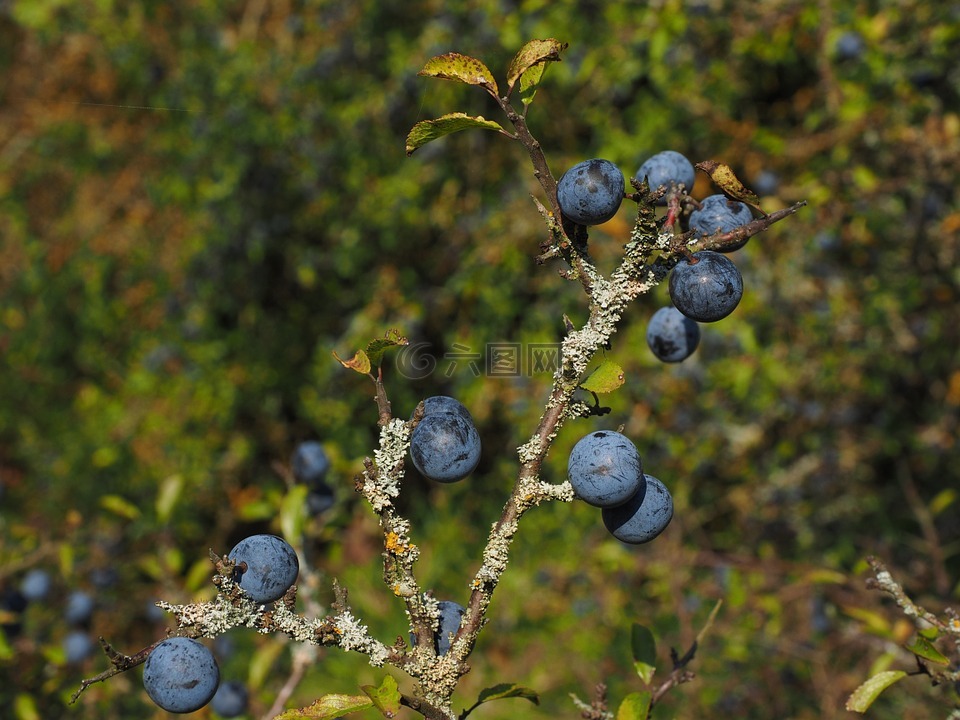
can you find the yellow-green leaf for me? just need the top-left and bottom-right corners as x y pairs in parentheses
(280, 484), (309, 544)
(904, 635), (950, 665)
(406, 114), (506, 156)
(100, 494), (141, 521)
(518, 62), (546, 107)
(506, 38), (567, 93)
(930, 488), (957, 516)
(845, 670), (907, 712)
(630, 623), (657, 684)
(580, 360), (625, 394)
(249, 639), (287, 691)
(274, 694), (374, 720)
(695, 160), (765, 216)
(156, 474), (184, 524)
(475, 683), (539, 706)
(418, 52), (498, 95)
(14, 693), (40, 720)
(360, 675), (401, 718)
(616, 691), (652, 720)
(332, 349), (372, 375)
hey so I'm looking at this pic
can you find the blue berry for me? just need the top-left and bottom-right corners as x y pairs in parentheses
(291, 441), (330, 487)
(646, 306), (700, 363)
(567, 431), (644, 508)
(143, 637), (220, 713)
(751, 170), (779, 197)
(20, 568), (52, 602)
(557, 159), (625, 225)
(417, 395), (472, 423)
(635, 151), (695, 204)
(411, 600), (465, 656)
(835, 31), (865, 61)
(669, 250), (743, 322)
(689, 194), (753, 251)
(64, 630), (95, 664)
(228, 534), (299, 603)
(410, 412), (481, 483)
(0, 588), (27, 637)
(434, 600), (465, 655)
(65, 590), (95, 626)
(602, 475), (674, 544)
(307, 485), (335, 515)
(211, 679), (249, 717)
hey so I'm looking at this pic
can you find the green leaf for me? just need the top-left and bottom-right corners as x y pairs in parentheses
(155, 473), (184, 524)
(406, 114), (506, 156)
(361, 675), (402, 718)
(332, 349), (372, 375)
(630, 623), (657, 684)
(365, 329), (408, 368)
(462, 683), (540, 717)
(929, 488), (957, 516)
(517, 62), (546, 107)
(476, 684), (540, 705)
(616, 691), (652, 720)
(274, 694), (374, 720)
(845, 670), (907, 713)
(100, 494), (141, 520)
(418, 52), (498, 95)
(506, 38), (568, 94)
(248, 639), (286, 690)
(904, 635), (950, 665)
(580, 360), (625, 394)
(280, 484), (310, 544)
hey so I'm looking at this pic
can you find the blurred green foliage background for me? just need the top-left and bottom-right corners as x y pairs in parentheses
(1, 0), (958, 718)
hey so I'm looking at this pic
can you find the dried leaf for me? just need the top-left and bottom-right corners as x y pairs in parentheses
(695, 160), (765, 216)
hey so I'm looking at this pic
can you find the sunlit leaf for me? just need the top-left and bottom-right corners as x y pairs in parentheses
(904, 635), (949, 665)
(845, 670), (907, 712)
(506, 38), (567, 93)
(630, 623), (657, 684)
(273, 694), (374, 720)
(360, 675), (401, 718)
(418, 52), (498, 95)
(155, 474), (184, 524)
(100, 494), (140, 520)
(580, 360), (625, 394)
(616, 691), (652, 720)
(406, 114), (506, 156)
(332, 349), (372, 375)
(930, 488), (957, 516)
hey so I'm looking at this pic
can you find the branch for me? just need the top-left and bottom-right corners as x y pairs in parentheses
(72, 562), (400, 705)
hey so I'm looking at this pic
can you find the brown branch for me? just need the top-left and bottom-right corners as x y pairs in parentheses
(681, 201), (808, 255)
